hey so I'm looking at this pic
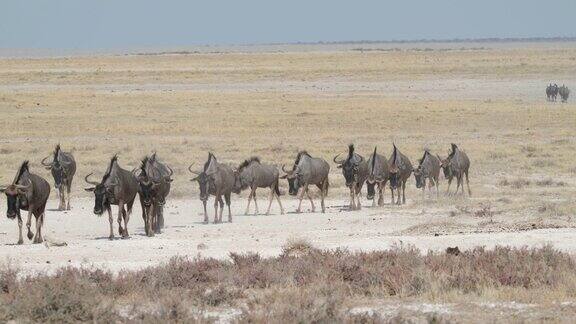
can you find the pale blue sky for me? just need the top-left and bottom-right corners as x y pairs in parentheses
(1, 0), (575, 49)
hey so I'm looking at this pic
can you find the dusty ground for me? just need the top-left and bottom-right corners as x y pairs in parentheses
(0, 42), (575, 274)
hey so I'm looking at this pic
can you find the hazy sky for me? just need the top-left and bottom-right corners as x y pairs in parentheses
(1, 0), (575, 49)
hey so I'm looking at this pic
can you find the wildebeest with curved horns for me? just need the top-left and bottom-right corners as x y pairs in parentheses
(439, 143), (471, 196)
(0, 161), (50, 244)
(333, 144), (368, 210)
(413, 150), (440, 200)
(134, 153), (173, 236)
(84, 155), (138, 239)
(188, 153), (237, 223)
(41, 144), (76, 211)
(281, 151), (330, 213)
(388, 144), (413, 205)
(366, 147), (389, 207)
(237, 157), (284, 215)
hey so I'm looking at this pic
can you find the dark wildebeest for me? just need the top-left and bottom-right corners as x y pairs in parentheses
(135, 153), (173, 236)
(559, 85), (570, 103)
(366, 147), (389, 206)
(413, 150), (441, 200)
(388, 145), (413, 205)
(333, 144), (368, 210)
(281, 151), (330, 213)
(84, 155), (138, 239)
(237, 157), (284, 215)
(188, 153), (237, 224)
(546, 84), (559, 102)
(40, 144), (76, 211)
(0, 161), (50, 244)
(439, 143), (471, 196)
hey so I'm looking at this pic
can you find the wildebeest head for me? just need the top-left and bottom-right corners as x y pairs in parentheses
(413, 151), (429, 189)
(0, 161), (32, 219)
(334, 144), (363, 187)
(84, 173), (116, 215)
(389, 145), (401, 189)
(438, 154), (452, 179)
(280, 164), (300, 196)
(188, 154), (216, 202)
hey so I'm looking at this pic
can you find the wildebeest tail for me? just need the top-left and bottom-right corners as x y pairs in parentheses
(274, 180), (281, 196)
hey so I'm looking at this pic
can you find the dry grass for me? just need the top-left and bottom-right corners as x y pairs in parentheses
(1, 245), (575, 322)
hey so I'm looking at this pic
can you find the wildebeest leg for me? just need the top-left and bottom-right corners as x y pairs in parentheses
(446, 177), (452, 196)
(121, 206), (130, 238)
(455, 174), (462, 196)
(402, 180), (407, 204)
(213, 193), (220, 223)
(155, 205), (163, 234)
(66, 183), (72, 210)
(225, 193), (232, 223)
(26, 208), (34, 241)
(117, 202), (125, 238)
(244, 189), (253, 215)
(107, 206), (114, 240)
(17, 214), (23, 245)
(396, 187), (402, 205)
(148, 205), (156, 237)
(320, 181), (326, 213)
(391, 188), (395, 205)
(58, 187), (65, 210)
(218, 196), (225, 223)
(434, 177), (439, 200)
(378, 183), (384, 207)
(356, 184), (362, 210)
(296, 187), (305, 213)
(349, 184), (356, 210)
(37, 212), (45, 243)
(465, 170), (472, 196)
(33, 214), (41, 243)
(202, 200), (208, 224)
(306, 186), (316, 212)
(275, 187), (285, 215)
(253, 190), (259, 215)
(265, 187), (274, 215)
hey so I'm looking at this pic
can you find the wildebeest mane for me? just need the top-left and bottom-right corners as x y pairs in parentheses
(238, 156), (260, 171)
(347, 144), (355, 160)
(449, 143), (458, 158)
(371, 147), (377, 174)
(54, 144), (61, 160)
(140, 156), (149, 177)
(102, 155), (118, 183)
(418, 150), (429, 166)
(13, 160), (30, 184)
(293, 151), (311, 170)
(204, 153), (216, 172)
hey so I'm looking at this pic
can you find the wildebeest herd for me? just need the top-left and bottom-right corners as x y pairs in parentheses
(546, 83), (570, 102)
(0, 143), (471, 244)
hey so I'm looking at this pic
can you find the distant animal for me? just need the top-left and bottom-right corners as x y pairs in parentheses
(134, 153), (173, 236)
(366, 147), (389, 206)
(333, 144), (368, 210)
(413, 150), (441, 200)
(388, 145), (413, 205)
(559, 85), (570, 103)
(84, 155), (139, 239)
(236, 157), (284, 215)
(0, 161), (50, 244)
(446, 246), (461, 256)
(439, 144), (471, 196)
(546, 84), (559, 101)
(40, 144), (76, 210)
(281, 151), (330, 213)
(188, 153), (237, 223)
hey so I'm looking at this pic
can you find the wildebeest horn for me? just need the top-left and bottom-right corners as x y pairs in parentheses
(356, 155), (364, 163)
(187, 163), (201, 175)
(15, 179), (32, 191)
(281, 164), (291, 173)
(40, 156), (52, 167)
(167, 165), (174, 178)
(84, 173), (100, 186)
(333, 154), (345, 164)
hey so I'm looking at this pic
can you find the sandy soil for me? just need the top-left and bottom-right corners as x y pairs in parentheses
(1, 195), (575, 274)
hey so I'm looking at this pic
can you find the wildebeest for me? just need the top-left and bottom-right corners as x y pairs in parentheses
(40, 144), (76, 211)
(84, 155), (138, 239)
(188, 153), (237, 223)
(439, 143), (471, 196)
(0, 161), (50, 244)
(388, 145), (413, 205)
(559, 85), (570, 103)
(366, 147), (389, 206)
(333, 144), (368, 210)
(413, 150), (440, 200)
(546, 84), (559, 102)
(135, 153), (173, 236)
(281, 151), (330, 213)
(236, 157), (284, 215)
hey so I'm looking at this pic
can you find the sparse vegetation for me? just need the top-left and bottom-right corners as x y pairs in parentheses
(1, 245), (576, 322)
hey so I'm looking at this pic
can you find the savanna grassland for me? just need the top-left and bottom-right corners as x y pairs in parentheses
(0, 42), (576, 322)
